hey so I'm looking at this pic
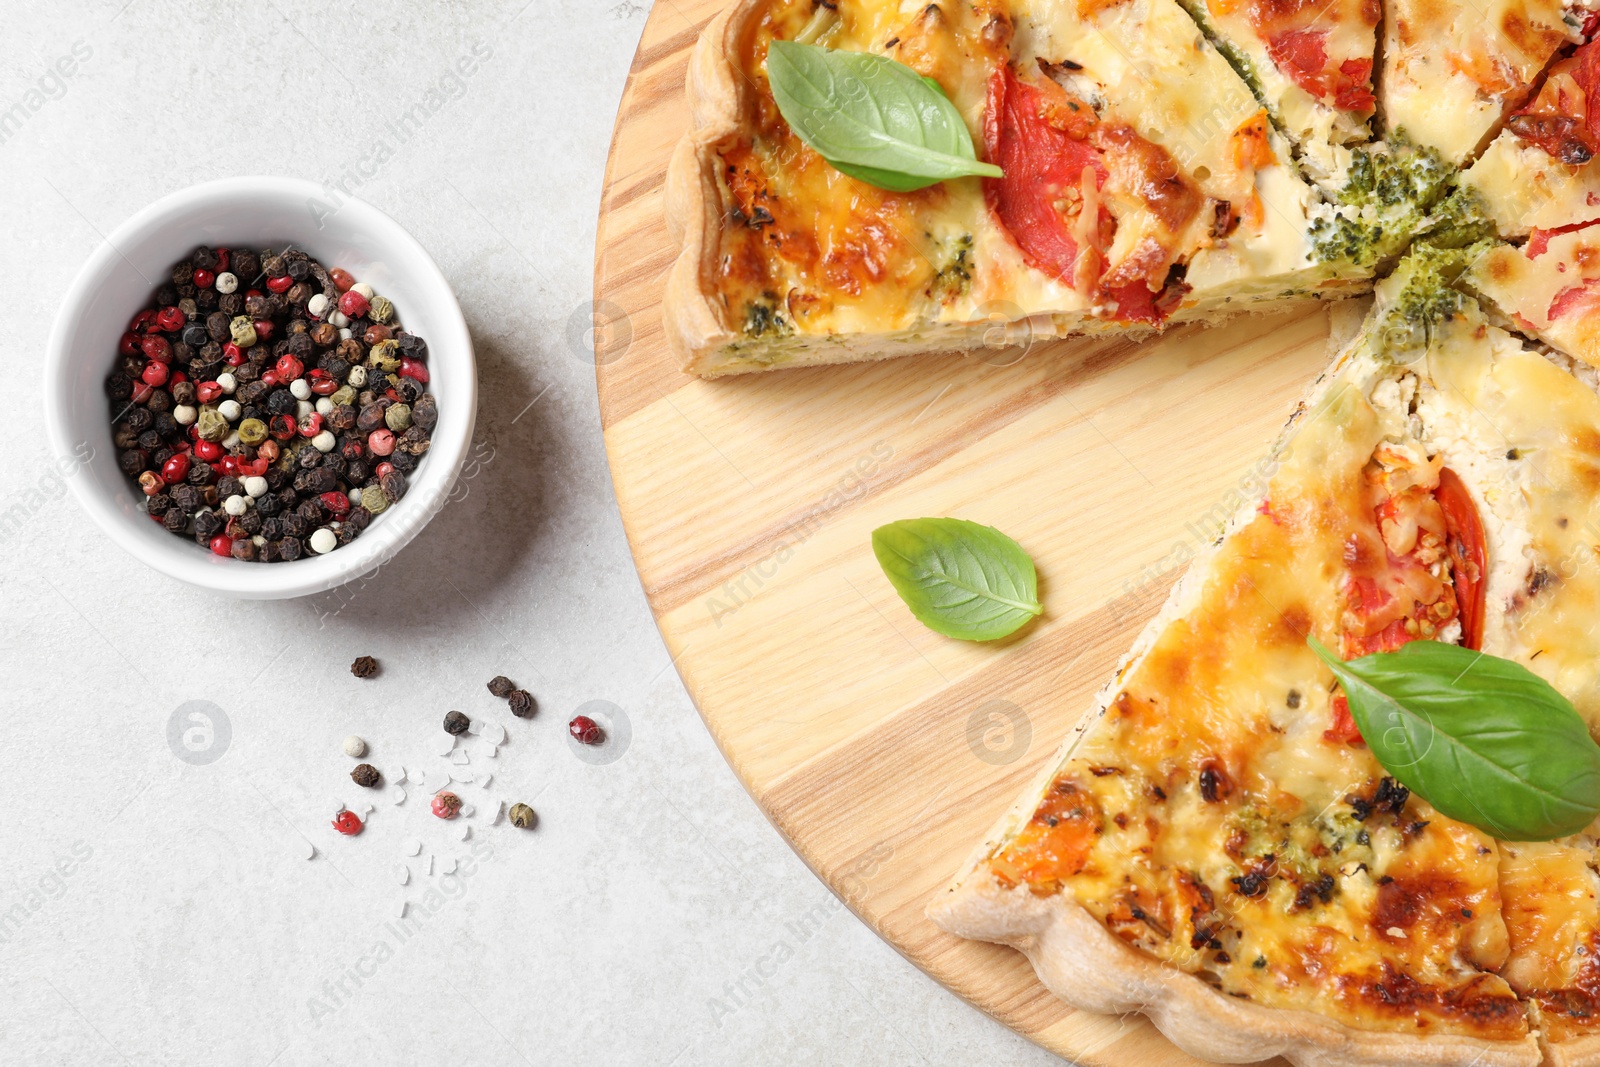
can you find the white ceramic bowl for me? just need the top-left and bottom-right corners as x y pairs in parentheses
(43, 177), (476, 599)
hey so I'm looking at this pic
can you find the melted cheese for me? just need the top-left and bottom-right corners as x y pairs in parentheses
(1464, 135), (1600, 236)
(1381, 0), (1576, 163)
(1466, 230), (1600, 365)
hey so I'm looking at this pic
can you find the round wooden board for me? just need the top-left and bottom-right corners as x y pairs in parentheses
(593, 4), (1332, 1062)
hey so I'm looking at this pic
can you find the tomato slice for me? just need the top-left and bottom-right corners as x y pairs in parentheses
(1436, 467), (1487, 651)
(983, 66), (1108, 290)
(1264, 30), (1375, 111)
(1325, 693), (1364, 745)
(1508, 38), (1600, 161)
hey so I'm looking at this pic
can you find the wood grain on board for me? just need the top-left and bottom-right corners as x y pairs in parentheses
(593, 2), (1334, 1060)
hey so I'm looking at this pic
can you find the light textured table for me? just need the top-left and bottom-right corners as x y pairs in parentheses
(0, 1), (1062, 1063)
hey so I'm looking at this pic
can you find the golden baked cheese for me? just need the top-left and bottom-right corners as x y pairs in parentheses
(1465, 225), (1600, 366)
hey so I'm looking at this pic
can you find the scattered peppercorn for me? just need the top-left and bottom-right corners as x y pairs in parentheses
(343, 735), (367, 758)
(569, 715), (605, 745)
(431, 791), (462, 820)
(350, 655), (379, 678)
(443, 710), (471, 735)
(106, 245), (437, 562)
(487, 675), (515, 698)
(351, 763), (382, 788)
(508, 803), (537, 829)
(332, 810), (364, 836)
(507, 689), (535, 718)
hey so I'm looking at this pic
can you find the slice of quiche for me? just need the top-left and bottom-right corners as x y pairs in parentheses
(929, 256), (1560, 1066)
(667, 0), (1375, 376)
(1380, 0), (1591, 165)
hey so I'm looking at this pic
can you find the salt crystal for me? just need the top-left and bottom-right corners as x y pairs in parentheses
(476, 773), (493, 788)
(404, 838), (422, 857)
(393, 765), (407, 784)
(490, 800), (505, 826)
(434, 731), (457, 756)
(450, 748), (470, 766)
(427, 854), (435, 875)
(303, 840), (316, 860)
(442, 858), (458, 875)
(456, 824), (471, 841)
(466, 717), (482, 735)
(480, 721), (506, 745)
(390, 785), (406, 806)
(450, 769), (473, 783)
(478, 743), (499, 760)
(396, 900), (407, 919)
(459, 803), (475, 818)
(395, 865), (410, 886)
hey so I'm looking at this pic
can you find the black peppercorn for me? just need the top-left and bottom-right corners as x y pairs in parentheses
(218, 292), (243, 316)
(443, 710), (470, 735)
(351, 763), (381, 788)
(278, 535), (302, 560)
(487, 676), (515, 698)
(507, 690), (535, 718)
(194, 510), (223, 538)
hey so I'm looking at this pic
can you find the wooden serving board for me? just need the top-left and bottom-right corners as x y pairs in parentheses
(594, 4), (1332, 1061)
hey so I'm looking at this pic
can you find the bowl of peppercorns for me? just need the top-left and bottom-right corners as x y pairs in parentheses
(44, 177), (476, 598)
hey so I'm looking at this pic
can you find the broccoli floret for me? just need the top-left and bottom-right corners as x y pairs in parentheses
(743, 294), (792, 339)
(1314, 135), (1455, 267)
(1375, 240), (1493, 352)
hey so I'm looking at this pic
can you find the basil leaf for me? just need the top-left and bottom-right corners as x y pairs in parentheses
(872, 518), (1042, 641)
(1308, 636), (1600, 840)
(766, 41), (1003, 192)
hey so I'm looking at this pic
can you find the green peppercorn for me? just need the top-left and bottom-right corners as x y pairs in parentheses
(196, 406), (229, 442)
(330, 385), (356, 407)
(508, 803), (536, 830)
(360, 485), (389, 514)
(229, 316), (257, 348)
(237, 418), (268, 446)
(368, 339), (400, 373)
(385, 403), (412, 433)
(368, 295), (395, 324)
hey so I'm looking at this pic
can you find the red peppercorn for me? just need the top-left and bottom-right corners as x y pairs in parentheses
(170, 369), (188, 384)
(197, 381), (223, 403)
(269, 415), (298, 441)
(340, 440), (365, 461)
(253, 318), (275, 343)
(261, 370), (279, 387)
(217, 455), (239, 476)
(298, 412), (324, 437)
(209, 535), (233, 557)
(310, 374), (339, 396)
(141, 334), (172, 363)
(332, 810), (363, 836)
(223, 342), (244, 365)
(569, 715), (605, 745)
(129, 308), (155, 332)
(431, 792), (462, 820)
(155, 306), (186, 332)
(238, 456), (270, 477)
(265, 274), (293, 293)
(275, 355), (304, 382)
(399, 357), (428, 384)
(193, 268), (215, 288)
(195, 439), (222, 462)
(320, 490), (351, 516)
(161, 453), (190, 484)
(375, 462), (394, 479)
(118, 331), (141, 356)
(245, 288), (263, 299)
(214, 247), (230, 271)
(338, 290), (369, 318)
(130, 381), (155, 404)
(330, 268), (355, 292)
(141, 360), (170, 387)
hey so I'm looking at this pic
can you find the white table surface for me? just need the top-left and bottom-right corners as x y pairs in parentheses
(0, 2), (1063, 1063)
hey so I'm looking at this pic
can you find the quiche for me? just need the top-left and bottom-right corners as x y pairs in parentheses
(666, 0), (1424, 376)
(928, 252), (1600, 1066)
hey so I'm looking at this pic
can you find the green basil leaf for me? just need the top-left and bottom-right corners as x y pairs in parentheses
(872, 518), (1041, 641)
(1308, 635), (1600, 840)
(766, 40), (1003, 192)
